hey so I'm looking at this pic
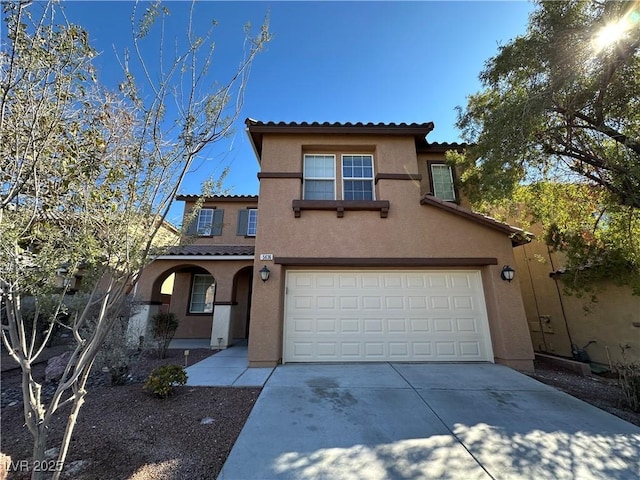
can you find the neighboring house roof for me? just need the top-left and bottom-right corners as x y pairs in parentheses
(175, 194), (258, 202)
(165, 245), (255, 256)
(245, 118), (436, 160)
(160, 219), (180, 236)
(420, 194), (532, 246)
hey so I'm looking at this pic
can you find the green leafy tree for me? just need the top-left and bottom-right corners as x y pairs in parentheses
(451, 0), (640, 292)
(0, 1), (269, 479)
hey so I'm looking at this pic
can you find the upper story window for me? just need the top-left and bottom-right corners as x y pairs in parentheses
(342, 155), (374, 200)
(430, 164), (456, 201)
(247, 209), (258, 236)
(303, 154), (336, 200)
(197, 209), (214, 235)
(185, 207), (223, 237)
(237, 208), (258, 236)
(303, 153), (375, 200)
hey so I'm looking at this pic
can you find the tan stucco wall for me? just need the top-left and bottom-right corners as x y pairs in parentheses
(181, 199), (258, 245)
(249, 132), (534, 369)
(515, 234), (640, 365)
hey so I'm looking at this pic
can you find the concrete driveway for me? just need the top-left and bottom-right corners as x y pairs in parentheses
(219, 363), (640, 479)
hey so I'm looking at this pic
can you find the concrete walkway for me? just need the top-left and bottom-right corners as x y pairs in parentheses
(182, 343), (274, 387)
(219, 363), (640, 479)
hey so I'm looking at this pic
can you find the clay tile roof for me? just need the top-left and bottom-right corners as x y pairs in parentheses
(245, 118), (436, 160)
(245, 119), (435, 130)
(164, 245), (255, 256)
(175, 194), (258, 202)
(419, 195), (532, 246)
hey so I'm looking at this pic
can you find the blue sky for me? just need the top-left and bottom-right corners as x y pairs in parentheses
(58, 1), (535, 225)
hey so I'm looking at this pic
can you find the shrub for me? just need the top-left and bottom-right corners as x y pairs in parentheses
(95, 309), (138, 385)
(617, 346), (640, 412)
(143, 364), (187, 399)
(151, 312), (179, 359)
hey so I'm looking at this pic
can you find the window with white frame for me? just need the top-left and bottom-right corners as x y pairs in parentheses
(247, 209), (258, 236)
(189, 274), (215, 313)
(342, 155), (374, 200)
(197, 209), (214, 235)
(430, 164), (456, 201)
(303, 154), (336, 200)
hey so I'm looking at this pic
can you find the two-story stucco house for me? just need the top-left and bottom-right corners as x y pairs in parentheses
(132, 119), (535, 371)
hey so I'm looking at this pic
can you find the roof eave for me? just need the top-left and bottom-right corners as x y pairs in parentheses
(419, 195), (533, 247)
(245, 118), (436, 162)
(175, 194), (259, 202)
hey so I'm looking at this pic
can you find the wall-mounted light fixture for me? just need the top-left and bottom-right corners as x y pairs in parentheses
(500, 265), (515, 282)
(260, 265), (271, 282)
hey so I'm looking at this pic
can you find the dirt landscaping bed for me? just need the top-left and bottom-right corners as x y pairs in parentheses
(1, 348), (260, 479)
(2, 352), (638, 479)
(524, 357), (640, 427)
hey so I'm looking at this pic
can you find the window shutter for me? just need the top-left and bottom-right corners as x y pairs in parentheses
(212, 209), (224, 236)
(237, 209), (249, 236)
(185, 208), (198, 236)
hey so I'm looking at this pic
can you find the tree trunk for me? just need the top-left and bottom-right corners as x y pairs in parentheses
(30, 426), (47, 480)
(51, 369), (91, 480)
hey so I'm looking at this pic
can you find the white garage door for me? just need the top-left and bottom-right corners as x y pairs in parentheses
(284, 270), (493, 363)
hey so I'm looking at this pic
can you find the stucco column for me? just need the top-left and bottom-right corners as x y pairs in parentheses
(247, 263), (282, 367)
(126, 303), (159, 347)
(482, 264), (535, 371)
(210, 305), (232, 349)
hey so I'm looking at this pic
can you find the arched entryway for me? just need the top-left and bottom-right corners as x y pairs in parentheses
(149, 264), (217, 339)
(231, 266), (253, 341)
(132, 255), (254, 349)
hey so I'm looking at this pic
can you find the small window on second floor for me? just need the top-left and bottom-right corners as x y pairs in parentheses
(343, 155), (374, 200)
(237, 208), (258, 237)
(430, 164), (456, 201)
(194, 208), (223, 236)
(247, 209), (258, 236)
(197, 209), (214, 235)
(304, 154), (335, 200)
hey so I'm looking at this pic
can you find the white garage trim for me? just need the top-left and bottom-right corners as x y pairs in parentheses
(283, 270), (493, 363)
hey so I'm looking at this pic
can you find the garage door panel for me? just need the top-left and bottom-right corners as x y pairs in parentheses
(291, 317), (313, 333)
(451, 275), (472, 288)
(453, 296), (474, 310)
(364, 318), (383, 332)
(364, 343), (385, 357)
(340, 318), (360, 333)
(460, 342), (481, 357)
(408, 296), (427, 310)
(433, 318), (454, 332)
(362, 296), (382, 309)
(361, 276), (381, 288)
(316, 318), (337, 333)
(431, 297), (450, 309)
(412, 342), (432, 357)
(385, 297), (405, 309)
(294, 296), (314, 309)
(339, 297), (358, 309)
(383, 275), (403, 288)
(457, 318), (479, 333)
(427, 275), (448, 288)
(284, 271), (493, 363)
(435, 342), (456, 356)
(316, 275), (336, 288)
(411, 318), (430, 332)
